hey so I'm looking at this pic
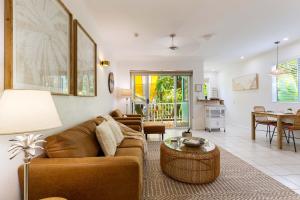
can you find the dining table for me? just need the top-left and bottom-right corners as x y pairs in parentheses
(251, 111), (296, 149)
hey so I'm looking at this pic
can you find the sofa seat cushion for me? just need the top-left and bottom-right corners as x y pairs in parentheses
(45, 120), (103, 158)
(118, 138), (144, 151)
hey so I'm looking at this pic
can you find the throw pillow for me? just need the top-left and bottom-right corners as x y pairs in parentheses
(103, 115), (124, 145)
(95, 121), (117, 156)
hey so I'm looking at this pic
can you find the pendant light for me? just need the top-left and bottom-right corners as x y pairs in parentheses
(270, 41), (286, 76)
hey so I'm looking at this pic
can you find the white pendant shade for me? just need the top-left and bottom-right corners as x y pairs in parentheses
(0, 90), (62, 135)
(269, 68), (286, 76)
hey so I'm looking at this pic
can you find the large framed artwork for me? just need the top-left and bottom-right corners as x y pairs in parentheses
(4, 0), (73, 95)
(73, 20), (97, 97)
(232, 73), (259, 91)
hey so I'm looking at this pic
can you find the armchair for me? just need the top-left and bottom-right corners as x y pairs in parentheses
(110, 109), (142, 131)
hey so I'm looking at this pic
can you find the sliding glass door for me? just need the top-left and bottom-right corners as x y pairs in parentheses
(131, 72), (191, 128)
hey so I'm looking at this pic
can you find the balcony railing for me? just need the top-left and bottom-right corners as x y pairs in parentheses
(134, 102), (189, 122)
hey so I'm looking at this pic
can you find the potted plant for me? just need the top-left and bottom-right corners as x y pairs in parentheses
(182, 128), (192, 137)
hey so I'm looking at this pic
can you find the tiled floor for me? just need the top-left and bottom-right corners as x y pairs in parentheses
(147, 125), (300, 195)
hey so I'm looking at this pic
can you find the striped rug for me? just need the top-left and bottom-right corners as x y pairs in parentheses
(143, 141), (300, 200)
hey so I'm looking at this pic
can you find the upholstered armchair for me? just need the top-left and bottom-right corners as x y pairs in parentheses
(110, 109), (142, 131)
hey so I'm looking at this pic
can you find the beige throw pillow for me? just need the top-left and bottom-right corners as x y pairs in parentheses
(103, 115), (124, 145)
(96, 121), (117, 156)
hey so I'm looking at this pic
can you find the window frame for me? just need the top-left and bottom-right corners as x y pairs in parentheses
(272, 57), (300, 103)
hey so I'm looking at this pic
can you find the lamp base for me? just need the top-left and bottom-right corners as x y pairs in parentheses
(24, 162), (29, 200)
(8, 133), (45, 200)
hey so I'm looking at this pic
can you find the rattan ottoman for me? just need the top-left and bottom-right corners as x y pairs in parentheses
(160, 137), (220, 184)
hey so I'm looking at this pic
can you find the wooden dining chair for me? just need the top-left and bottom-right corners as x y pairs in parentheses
(282, 109), (300, 152)
(254, 106), (277, 140)
(270, 110), (299, 151)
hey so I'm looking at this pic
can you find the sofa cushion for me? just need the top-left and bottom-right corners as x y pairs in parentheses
(110, 109), (124, 117)
(96, 121), (117, 156)
(118, 139), (144, 151)
(45, 120), (102, 158)
(103, 115), (124, 145)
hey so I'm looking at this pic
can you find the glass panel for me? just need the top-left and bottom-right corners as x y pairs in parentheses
(131, 73), (190, 128)
(277, 59), (299, 102)
(133, 75), (147, 116)
(151, 75), (175, 127)
(175, 76), (190, 128)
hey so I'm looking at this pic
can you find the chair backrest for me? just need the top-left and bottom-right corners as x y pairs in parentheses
(254, 106), (265, 112)
(293, 109), (300, 130)
(110, 109), (124, 117)
(254, 106), (268, 121)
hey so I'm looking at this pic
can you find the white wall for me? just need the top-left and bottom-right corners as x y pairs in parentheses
(218, 41), (300, 128)
(204, 71), (219, 98)
(114, 56), (205, 129)
(0, 0), (115, 199)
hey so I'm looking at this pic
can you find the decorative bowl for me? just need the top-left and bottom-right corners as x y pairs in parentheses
(182, 138), (205, 147)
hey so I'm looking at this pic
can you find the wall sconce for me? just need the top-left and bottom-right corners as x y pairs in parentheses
(100, 60), (110, 67)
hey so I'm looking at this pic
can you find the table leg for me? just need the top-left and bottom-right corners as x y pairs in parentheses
(251, 112), (256, 140)
(277, 117), (283, 149)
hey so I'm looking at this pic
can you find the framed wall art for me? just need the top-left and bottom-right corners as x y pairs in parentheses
(5, 0), (73, 95)
(73, 20), (97, 97)
(194, 84), (202, 92)
(108, 72), (114, 94)
(232, 73), (259, 91)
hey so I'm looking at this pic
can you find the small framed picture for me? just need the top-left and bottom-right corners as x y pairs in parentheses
(195, 84), (202, 92)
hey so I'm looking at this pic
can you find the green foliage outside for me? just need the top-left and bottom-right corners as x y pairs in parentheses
(154, 76), (188, 117)
(277, 59), (298, 102)
(154, 76), (185, 103)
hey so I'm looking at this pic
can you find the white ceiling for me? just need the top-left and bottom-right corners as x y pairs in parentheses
(85, 0), (300, 66)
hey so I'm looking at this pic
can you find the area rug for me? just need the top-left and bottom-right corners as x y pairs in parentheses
(143, 141), (300, 200)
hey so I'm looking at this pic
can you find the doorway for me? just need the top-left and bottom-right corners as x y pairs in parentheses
(131, 71), (192, 128)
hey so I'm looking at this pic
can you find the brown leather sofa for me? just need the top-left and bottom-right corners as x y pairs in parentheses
(18, 117), (144, 200)
(110, 109), (142, 131)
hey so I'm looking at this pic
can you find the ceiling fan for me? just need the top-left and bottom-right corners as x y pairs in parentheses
(169, 33), (178, 50)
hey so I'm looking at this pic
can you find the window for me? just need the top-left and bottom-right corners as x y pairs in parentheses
(273, 58), (300, 102)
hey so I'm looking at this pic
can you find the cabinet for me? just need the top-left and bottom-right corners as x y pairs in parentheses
(205, 105), (225, 132)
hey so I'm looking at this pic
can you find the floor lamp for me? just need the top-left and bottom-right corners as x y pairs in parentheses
(119, 88), (132, 114)
(0, 90), (62, 200)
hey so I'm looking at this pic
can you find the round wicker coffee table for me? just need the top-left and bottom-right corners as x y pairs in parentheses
(160, 137), (220, 184)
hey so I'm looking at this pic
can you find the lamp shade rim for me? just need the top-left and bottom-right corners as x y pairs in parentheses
(0, 123), (62, 135)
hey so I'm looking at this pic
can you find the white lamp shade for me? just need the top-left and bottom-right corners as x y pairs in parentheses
(269, 68), (287, 76)
(0, 90), (62, 135)
(119, 88), (132, 97)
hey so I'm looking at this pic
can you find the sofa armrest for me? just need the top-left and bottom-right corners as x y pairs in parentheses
(115, 119), (141, 126)
(126, 114), (142, 117)
(116, 120), (142, 132)
(18, 156), (141, 200)
(126, 125), (142, 132)
(113, 117), (142, 121)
